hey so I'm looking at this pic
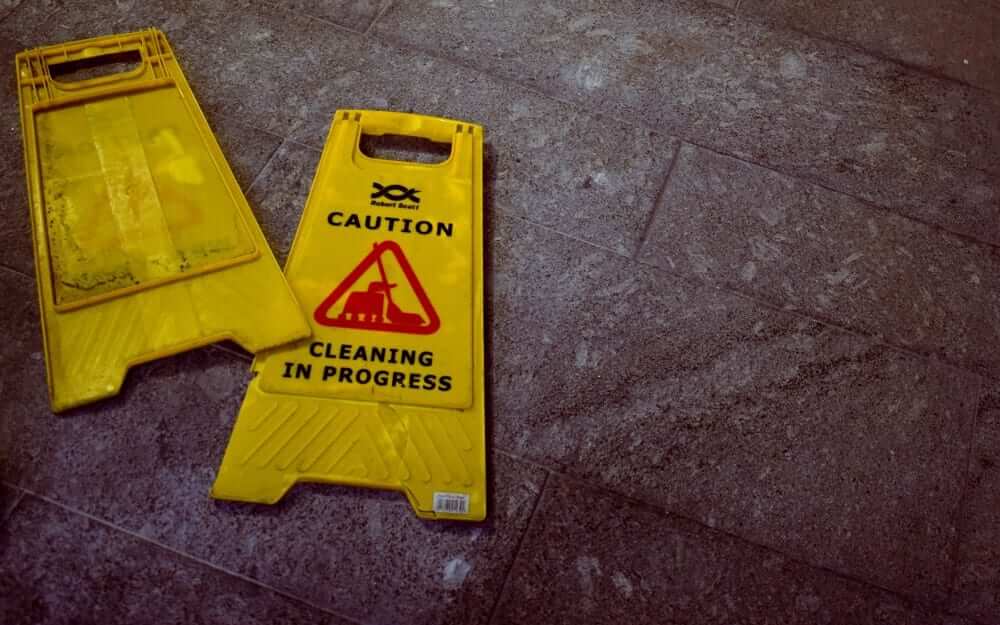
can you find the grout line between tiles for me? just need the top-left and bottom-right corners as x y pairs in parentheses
(491, 454), (977, 621)
(484, 469), (551, 625)
(364, 0), (395, 37)
(1, 488), (26, 525)
(285, 136), (323, 152)
(246, 137), (288, 193)
(679, 138), (1000, 253)
(634, 251), (994, 383)
(263, 0), (365, 37)
(0, 263), (32, 280)
(9, 487), (369, 625)
(211, 112), (290, 144)
(943, 377), (989, 610)
(631, 140), (683, 260)
(504, 213), (629, 259)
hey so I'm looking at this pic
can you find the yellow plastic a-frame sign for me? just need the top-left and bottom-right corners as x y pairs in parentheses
(15, 29), (310, 412)
(212, 110), (486, 521)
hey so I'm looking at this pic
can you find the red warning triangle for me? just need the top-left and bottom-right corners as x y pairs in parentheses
(314, 241), (440, 335)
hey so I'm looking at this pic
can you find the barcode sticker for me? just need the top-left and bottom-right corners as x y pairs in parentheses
(433, 492), (470, 515)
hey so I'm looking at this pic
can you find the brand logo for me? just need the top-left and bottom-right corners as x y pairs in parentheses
(371, 182), (420, 204)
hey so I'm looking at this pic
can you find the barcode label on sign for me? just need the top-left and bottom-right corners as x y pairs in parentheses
(433, 492), (470, 515)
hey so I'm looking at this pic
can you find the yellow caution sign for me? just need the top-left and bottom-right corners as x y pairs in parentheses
(212, 110), (486, 521)
(16, 29), (310, 411)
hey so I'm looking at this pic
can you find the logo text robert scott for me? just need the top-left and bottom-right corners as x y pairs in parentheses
(371, 182), (420, 204)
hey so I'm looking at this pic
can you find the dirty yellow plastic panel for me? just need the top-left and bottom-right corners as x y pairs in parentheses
(16, 29), (310, 411)
(212, 110), (486, 521)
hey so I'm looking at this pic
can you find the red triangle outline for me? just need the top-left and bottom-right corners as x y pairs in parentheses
(313, 241), (440, 335)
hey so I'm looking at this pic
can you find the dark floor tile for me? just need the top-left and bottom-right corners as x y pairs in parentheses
(489, 216), (980, 600)
(2, 46), (30, 274)
(950, 390), (1000, 621)
(209, 116), (284, 190)
(740, 0), (1000, 92)
(0, 270), (49, 461)
(290, 0), (388, 32)
(0, 483), (22, 522)
(0, 0), (21, 22)
(244, 142), (317, 264)
(494, 477), (972, 625)
(0, 496), (343, 625)
(0, 270), (544, 625)
(640, 144), (1000, 378)
(374, 0), (1000, 245)
(0, 0), (161, 60)
(0, 162), (31, 276)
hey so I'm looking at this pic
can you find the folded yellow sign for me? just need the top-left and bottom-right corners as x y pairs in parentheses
(212, 110), (487, 521)
(16, 29), (309, 411)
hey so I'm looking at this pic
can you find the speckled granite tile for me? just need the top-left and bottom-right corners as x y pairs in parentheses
(640, 144), (1000, 378)
(0, 497), (343, 625)
(1, 22), (30, 275)
(494, 477), (973, 625)
(0, 271), (49, 481)
(0, 483), (22, 522)
(0, 166), (31, 276)
(290, 0), (388, 32)
(0, 0), (159, 61)
(740, 0), (1000, 92)
(0, 5), (13, 20)
(0, 0), (23, 22)
(374, 0), (1000, 245)
(490, 216), (979, 600)
(243, 141), (316, 264)
(209, 117), (285, 190)
(950, 390), (1000, 621)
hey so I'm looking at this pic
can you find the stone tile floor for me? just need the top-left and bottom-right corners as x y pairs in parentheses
(1, 1), (998, 623)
